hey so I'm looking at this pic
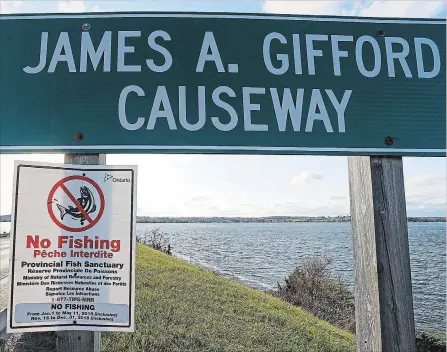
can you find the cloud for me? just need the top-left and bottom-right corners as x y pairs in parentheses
(57, 0), (86, 13)
(263, 0), (445, 18)
(329, 195), (347, 201)
(406, 173), (446, 188)
(90, 5), (103, 12)
(263, 1), (346, 16)
(0, 0), (23, 14)
(262, 195), (350, 216)
(405, 173), (446, 215)
(291, 171), (323, 187)
(358, 1), (445, 18)
(189, 196), (212, 203)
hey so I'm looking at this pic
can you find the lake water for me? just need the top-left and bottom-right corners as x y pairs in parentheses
(138, 222), (446, 333)
(2, 221), (444, 332)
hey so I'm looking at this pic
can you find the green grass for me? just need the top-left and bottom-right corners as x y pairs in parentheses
(102, 244), (356, 352)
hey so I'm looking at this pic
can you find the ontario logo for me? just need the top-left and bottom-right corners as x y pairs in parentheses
(104, 173), (113, 182)
(104, 173), (131, 183)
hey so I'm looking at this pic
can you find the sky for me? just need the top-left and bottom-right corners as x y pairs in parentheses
(0, 0), (446, 217)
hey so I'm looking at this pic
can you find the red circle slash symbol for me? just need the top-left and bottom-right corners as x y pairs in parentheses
(47, 175), (105, 232)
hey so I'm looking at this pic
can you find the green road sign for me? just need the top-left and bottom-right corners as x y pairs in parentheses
(0, 12), (445, 156)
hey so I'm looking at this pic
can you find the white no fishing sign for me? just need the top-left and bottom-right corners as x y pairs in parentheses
(7, 161), (137, 332)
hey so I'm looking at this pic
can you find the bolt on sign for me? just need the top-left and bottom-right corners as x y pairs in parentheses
(7, 161), (137, 333)
(0, 12), (445, 156)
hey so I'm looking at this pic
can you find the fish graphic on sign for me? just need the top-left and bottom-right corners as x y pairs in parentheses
(52, 185), (97, 225)
(47, 175), (105, 232)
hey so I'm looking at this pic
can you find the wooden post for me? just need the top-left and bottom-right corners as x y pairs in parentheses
(348, 156), (416, 352)
(56, 153), (104, 352)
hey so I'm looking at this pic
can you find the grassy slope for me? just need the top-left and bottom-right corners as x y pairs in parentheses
(102, 244), (355, 352)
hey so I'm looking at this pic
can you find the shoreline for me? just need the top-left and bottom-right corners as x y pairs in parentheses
(102, 244), (356, 351)
(168, 248), (445, 335)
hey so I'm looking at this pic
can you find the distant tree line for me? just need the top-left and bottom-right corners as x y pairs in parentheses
(134, 216), (445, 223)
(0, 215), (445, 223)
